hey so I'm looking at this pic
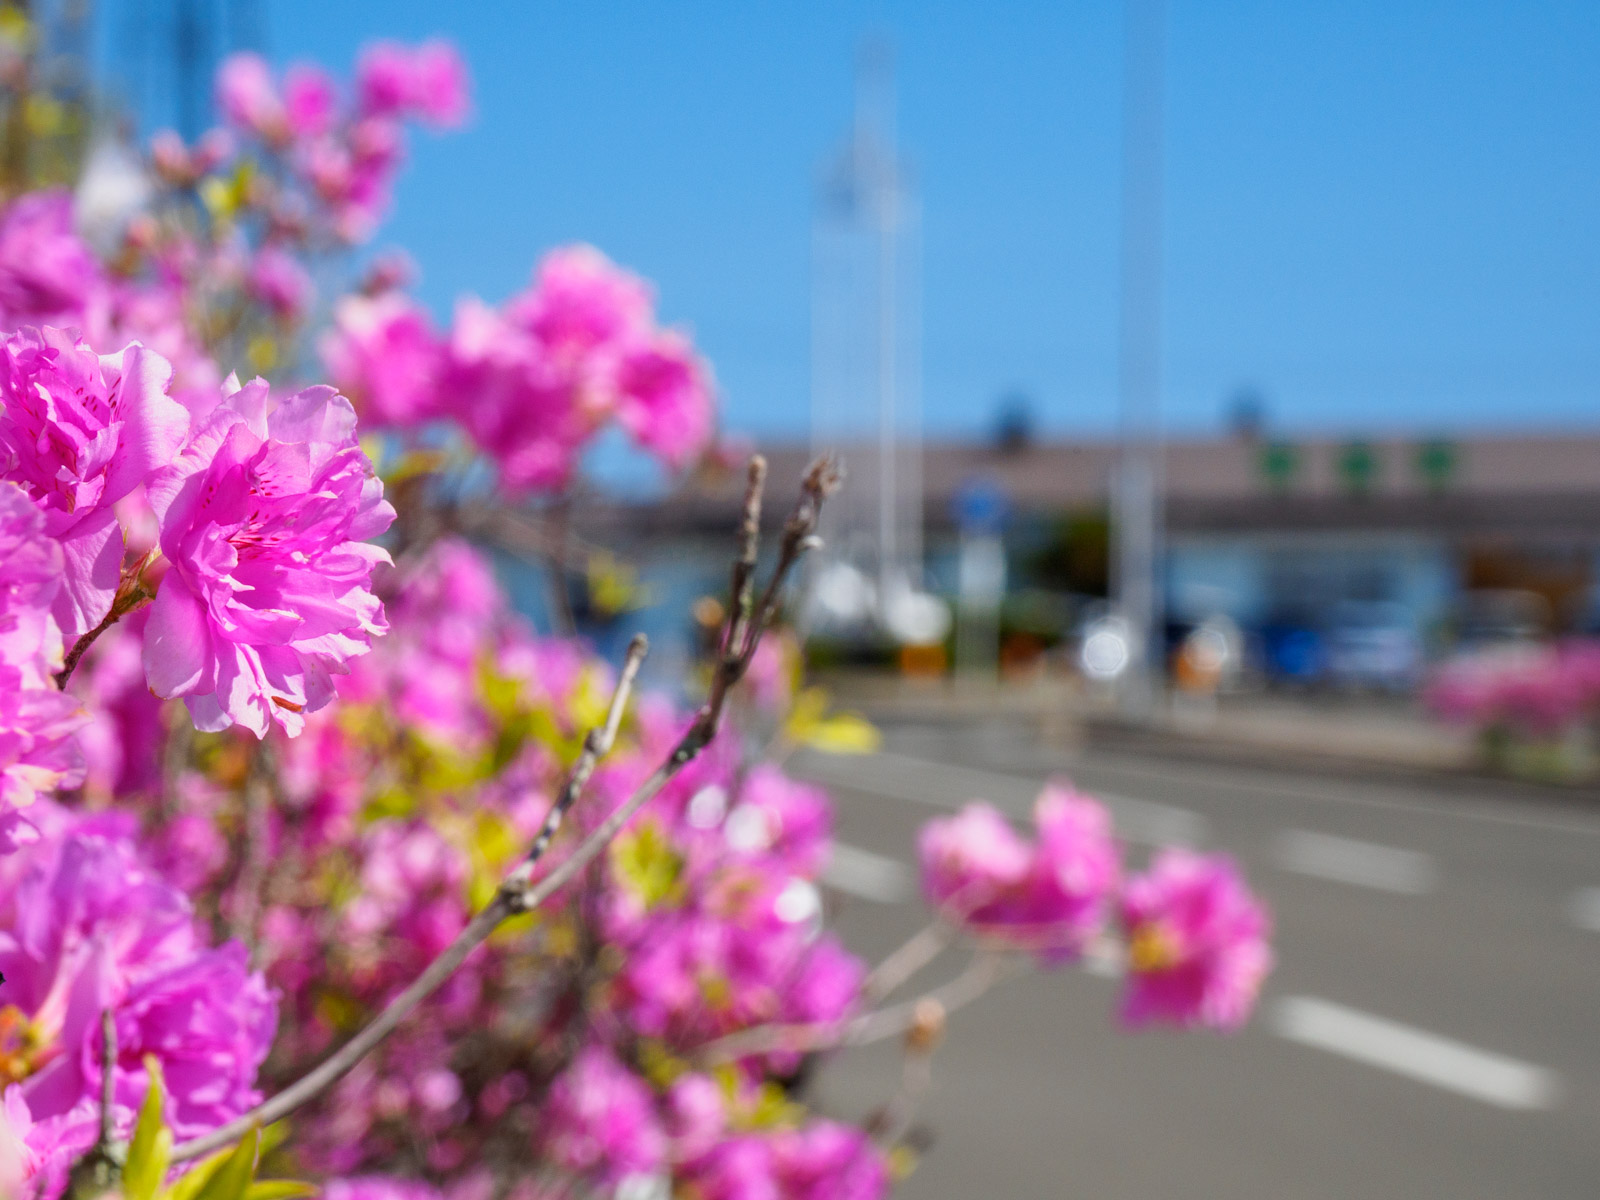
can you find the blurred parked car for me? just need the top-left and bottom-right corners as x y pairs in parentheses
(1325, 601), (1423, 692)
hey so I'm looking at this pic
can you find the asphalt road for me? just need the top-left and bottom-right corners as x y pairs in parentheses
(788, 718), (1600, 1199)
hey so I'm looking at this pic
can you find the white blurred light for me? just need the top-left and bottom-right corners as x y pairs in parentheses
(75, 137), (151, 253)
(686, 784), (728, 829)
(774, 878), (822, 927)
(724, 805), (772, 853)
(1081, 617), (1132, 681)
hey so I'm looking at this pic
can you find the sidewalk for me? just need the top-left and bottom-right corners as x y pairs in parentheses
(814, 669), (1600, 797)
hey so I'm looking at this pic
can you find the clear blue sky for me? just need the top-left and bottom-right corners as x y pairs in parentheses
(257, 1), (1600, 442)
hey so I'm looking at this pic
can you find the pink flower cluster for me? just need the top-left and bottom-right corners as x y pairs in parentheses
(1119, 849), (1273, 1030)
(1425, 640), (1600, 737)
(0, 323), (393, 768)
(208, 42), (468, 244)
(148, 537), (869, 1192)
(0, 804), (275, 1197)
(543, 1047), (887, 1200)
(0, 192), (219, 412)
(919, 785), (1120, 962)
(321, 244), (716, 490)
(920, 790), (1272, 1029)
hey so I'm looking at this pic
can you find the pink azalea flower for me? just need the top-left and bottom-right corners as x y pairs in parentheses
(321, 291), (443, 427)
(443, 297), (587, 494)
(148, 130), (194, 183)
(284, 63), (339, 139)
(0, 484), (86, 842)
(729, 766), (832, 877)
(772, 1121), (889, 1200)
(515, 244), (652, 367)
(355, 42), (416, 119)
(615, 330), (714, 468)
(541, 1044), (666, 1184)
(410, 41), (471, 127)
(1119, 848), (1272, 1031)
(248, 245), (314, 323)
(780, 935), (865, 1029)
(1019, 784), (1121, 957)
(665, 1073), (726, 1162)
(325, 1178), (445, 1200)
(215, 51), (287, 141)
(0, 326), (187, 637)
(0, 192), (101, 332)
(143, 376), (394, 737)
(0, 808), (276, 1166)
(917, 801), (1033, 920)
(356, 40), (470, 127)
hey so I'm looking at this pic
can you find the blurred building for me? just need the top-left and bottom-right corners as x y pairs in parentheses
(598, 431), (1600, 676)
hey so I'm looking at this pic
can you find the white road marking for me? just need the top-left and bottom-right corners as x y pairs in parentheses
(793, 749), (1207, 847)
(1567, 887), (1600, 932)
(1273, 830), (1438, 894)
(1272, 996), (1559, 1111)
(1083, 748), (1600, 839)
(823, 843), (915, 904)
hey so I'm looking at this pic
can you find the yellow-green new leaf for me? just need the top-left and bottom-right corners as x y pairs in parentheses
(124, 1059), (171, 1200)
(244, 1182), (318, 1200)
(190, 1129), (260, 1200)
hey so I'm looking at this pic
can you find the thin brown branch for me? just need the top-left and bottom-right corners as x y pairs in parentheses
(863, 920), (954, 1004)
(55, 589), (149, 688)
(694, 952), (1015, 1067)
(163, 456), (835, 1165)
(504, 633), (649, 894)
(98, 1009), (116, 1148)
(872, 998), (943, 1149)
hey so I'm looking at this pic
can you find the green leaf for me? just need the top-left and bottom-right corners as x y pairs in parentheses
(245, 1182), (318, 1200)
(190, 1129), (259, 1200)
(610, 818), (684, 909)
(123, 1058), (170, 1200)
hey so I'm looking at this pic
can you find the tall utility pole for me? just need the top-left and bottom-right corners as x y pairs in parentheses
(810, 40), (923, 632)
(1114, 0), (1166, 715)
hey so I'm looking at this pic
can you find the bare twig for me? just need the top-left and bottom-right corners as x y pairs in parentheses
(864, 920), (954, 1004)
(162, 457), (835, 1165)
(504, 633), (649, 894)
(694, 952), (1015, 1066)
(98, 1010), (116, 1148)
(67, 1012), (122, 1196)
(55, 588), (151, 688)
(872, 998), (944, 1149)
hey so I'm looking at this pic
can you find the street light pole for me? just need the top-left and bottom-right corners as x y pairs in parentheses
(1114, 0), (1166, 717)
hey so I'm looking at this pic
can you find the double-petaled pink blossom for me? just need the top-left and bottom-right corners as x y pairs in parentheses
(143, 376), (394, 737)
(0, 326), (187, 638)
(1118, 848), (1272, 1030)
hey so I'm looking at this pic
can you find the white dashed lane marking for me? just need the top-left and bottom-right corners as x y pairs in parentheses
(1273, 830), (1438, 894)
(823, 842), (915, 904)
(1273, 996), (1559, 1111)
